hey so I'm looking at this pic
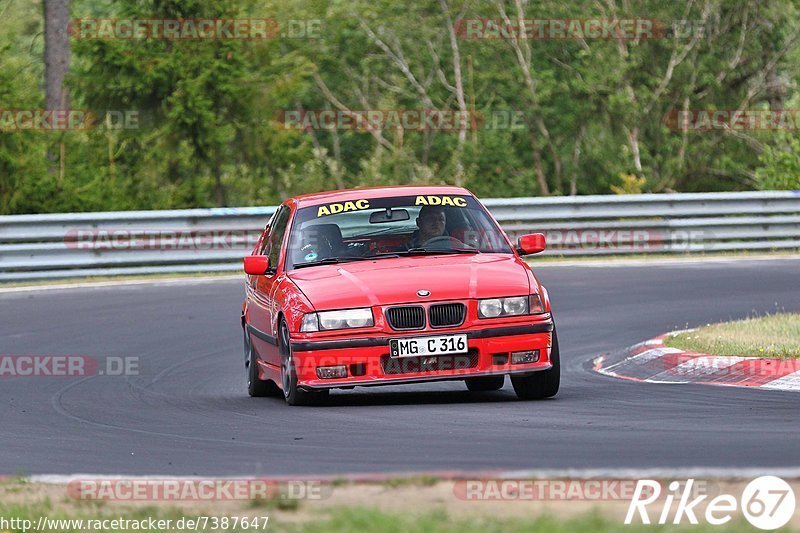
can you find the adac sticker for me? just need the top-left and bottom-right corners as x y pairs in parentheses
(415, 195), (467, 207)
(317, 199), (370, 217)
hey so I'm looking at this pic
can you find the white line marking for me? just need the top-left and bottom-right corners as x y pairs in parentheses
(597, 330), (800, 391)
(668, 356), (746, 377)
(497, 467), (800, 480)
(642, 377), (691, 384)
(601, 347), (682, 374)
(762, 370), (800, 391)
(27, 467), (800, 483)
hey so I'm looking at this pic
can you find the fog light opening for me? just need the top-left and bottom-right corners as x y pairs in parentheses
(511, 350), (540, 364)
(492, 353), (509, 366)
(350, 363), (367, 377)
(316, 365), (348, 379)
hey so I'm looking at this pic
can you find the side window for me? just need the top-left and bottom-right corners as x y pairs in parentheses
(257, 230), (270, 255)
(257, 213), (276, 255)
(265, 206), (291, 269)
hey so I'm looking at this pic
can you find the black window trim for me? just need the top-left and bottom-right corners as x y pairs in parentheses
(265, 205), (291, 275)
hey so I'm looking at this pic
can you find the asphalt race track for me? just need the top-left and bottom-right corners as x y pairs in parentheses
(2, 258), (800, 477)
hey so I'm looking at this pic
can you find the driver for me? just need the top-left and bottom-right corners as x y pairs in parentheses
(408, 205), (447, 248)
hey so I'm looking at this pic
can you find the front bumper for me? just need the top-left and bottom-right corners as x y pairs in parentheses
(291, 322), (554, 390)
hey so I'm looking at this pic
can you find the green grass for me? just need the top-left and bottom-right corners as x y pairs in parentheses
(285, 507), (767, 532)
(0, 502), (766, 532)
(381, 475), (441, 489)
(246, 493), (301, 511)
(665, 313), (800, 359)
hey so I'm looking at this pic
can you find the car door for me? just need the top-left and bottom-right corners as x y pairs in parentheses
(248, 205), (291, 367)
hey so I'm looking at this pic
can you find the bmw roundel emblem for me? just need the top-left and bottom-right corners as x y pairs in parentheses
(417, 289), (431, 297)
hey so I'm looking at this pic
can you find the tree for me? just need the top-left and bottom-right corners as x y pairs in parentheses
(756, 133), (800, 190)
(43, 0), (71, 178)
(43, 0), (71, 111)
(71, 0), (266, 207)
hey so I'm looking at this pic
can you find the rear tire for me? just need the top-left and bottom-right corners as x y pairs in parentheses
(465, 375), (505, 391)
(279, 320), (329, 406)
(511, 326), (560, 400)
(245, 328), (281, 397)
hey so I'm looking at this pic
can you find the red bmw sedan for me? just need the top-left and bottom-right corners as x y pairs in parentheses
(242, 185), (559, 405)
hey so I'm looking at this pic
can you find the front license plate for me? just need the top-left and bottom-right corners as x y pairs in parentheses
(389, 334), (468, 358)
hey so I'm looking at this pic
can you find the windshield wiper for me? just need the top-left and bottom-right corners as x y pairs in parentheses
(403, 247), (481, 255)
(293, 256), (377, 269)
(361, 252), (403, 259)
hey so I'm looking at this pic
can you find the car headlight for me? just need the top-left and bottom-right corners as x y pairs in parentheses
(300, 308), (374, 332)
(478, 294), (545, 318)
(503, 296), (528, 315)
(478, 298), (504, 318)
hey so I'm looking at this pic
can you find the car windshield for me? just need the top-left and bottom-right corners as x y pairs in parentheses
(286, 194), (512, 269)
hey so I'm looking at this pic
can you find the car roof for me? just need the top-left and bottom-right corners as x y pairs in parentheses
(290, 185), (473, 208)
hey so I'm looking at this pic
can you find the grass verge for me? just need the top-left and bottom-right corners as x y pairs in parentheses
(665, 313), (800, 359)
(283, 507), (762, 532)
(0, 502), (763, 533)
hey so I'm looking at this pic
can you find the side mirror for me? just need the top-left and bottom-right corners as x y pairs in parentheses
(244, 255), (271, 275)
(517, 233), (546, 255)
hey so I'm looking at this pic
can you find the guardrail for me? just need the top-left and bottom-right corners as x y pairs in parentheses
(1, 191), (798, 282)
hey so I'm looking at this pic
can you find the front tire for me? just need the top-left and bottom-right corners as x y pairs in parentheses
(511, 326), (560, 400)
(245, 328), (281, 397)
(279, 320), (329, 406)
(465, 375), (505, 391)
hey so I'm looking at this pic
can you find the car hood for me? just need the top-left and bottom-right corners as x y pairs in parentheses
(287, 254), (532, 310)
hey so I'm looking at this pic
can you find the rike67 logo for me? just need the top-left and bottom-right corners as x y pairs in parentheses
(626, 476), (796, 530)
